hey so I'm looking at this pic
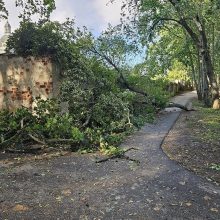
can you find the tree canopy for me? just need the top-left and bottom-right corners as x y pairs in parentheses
(0, 0), (55, 21)
(122, 0), (220, 106)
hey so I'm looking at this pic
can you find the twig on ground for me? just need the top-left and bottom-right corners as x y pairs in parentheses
(28, 134), (46, 145)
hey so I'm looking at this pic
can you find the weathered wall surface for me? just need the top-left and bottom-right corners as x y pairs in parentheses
(0, 55), (60, 110)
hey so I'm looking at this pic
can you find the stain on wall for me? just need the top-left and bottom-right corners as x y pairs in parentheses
(0, 55), (60, 110)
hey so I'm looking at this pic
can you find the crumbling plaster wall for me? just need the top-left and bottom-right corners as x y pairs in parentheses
(0, 55), (60, 110)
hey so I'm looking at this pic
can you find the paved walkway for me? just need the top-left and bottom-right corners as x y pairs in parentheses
(0, 91), (220, 220)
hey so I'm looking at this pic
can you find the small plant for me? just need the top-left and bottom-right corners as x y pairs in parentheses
(98, 136), (121, 156)
(71, 127), (84, 142)
(210, 163), (220, 171)
(104, 146), (124, 156)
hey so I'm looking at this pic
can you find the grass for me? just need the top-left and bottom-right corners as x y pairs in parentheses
(163, 99), (220, 183)
(189, 100), (220, 144)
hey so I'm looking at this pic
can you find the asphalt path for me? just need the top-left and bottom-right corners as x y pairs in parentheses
(0, 91), (220, 220)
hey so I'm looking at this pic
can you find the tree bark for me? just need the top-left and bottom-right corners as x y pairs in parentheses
(194, 16), (219, 104)
(200, 52), (210, 106)
(168, 0), (219, 106)
(187, 43), (201, 99)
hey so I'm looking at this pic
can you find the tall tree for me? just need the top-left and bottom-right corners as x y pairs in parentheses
(122, 0), (220, 106)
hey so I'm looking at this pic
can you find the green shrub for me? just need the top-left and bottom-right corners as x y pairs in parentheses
(2, 20), (171, 153)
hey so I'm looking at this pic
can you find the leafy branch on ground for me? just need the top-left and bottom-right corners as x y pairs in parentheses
(1, 20), (190, 155)
(95, 147), (140, 164)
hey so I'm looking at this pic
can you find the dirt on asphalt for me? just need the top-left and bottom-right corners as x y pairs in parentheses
(162, 101), (220, 185)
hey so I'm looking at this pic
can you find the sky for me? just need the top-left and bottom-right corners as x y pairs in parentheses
(0, 0), (123, 36)
(0, 0), (145, 65)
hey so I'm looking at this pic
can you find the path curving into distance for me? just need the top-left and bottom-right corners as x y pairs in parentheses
(0, 91), (220, 219)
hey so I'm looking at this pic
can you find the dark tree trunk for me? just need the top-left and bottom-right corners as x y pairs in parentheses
(195, 49), (203, 101)
(203, 47), (219, 101)
(195, 16), (219, 105)
(198, 42), (210, 106)
(187, 44), (202, 100)
(181, 16), (219, 106)
(168, 0), (219, 106)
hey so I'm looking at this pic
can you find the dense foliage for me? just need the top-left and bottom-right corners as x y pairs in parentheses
(0, 20), (173, 153)
(122, 0), (220, 106)
(6, 20), (78, 70)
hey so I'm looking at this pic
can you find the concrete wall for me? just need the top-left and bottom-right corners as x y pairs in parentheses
(0, 55), (60, 110)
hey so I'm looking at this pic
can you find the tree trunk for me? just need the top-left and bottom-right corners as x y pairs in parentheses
(201, 42), (219, 102)
(198, 44), (210, 106)
(187, 44), (201, 99)
(195, 16), (219, 105)
(197, 66), (203, 100)
(177, 12), (219, 106)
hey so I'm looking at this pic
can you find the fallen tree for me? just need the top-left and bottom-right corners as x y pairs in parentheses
(167, 102), (194, 111)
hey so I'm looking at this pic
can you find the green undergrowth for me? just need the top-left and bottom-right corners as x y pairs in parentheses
(1, 20), (170, 157)
(0, 98), (156, 156)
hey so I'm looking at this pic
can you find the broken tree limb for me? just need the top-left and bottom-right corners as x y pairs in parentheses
(46, 139), (78, 144)
(0, 129), (25, 150)
(167, 102), (195, 111)
(82, 114), (92, 128)
(90, 46), (150, 98)
(5, 145), (43, 154)
(28, 134), (46, 145)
